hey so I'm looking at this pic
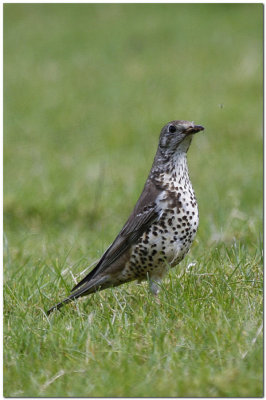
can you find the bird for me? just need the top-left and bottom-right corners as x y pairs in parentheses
(47, 120), (204, 315)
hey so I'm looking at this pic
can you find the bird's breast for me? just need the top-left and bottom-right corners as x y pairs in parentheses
(155, 186), (199, 264)
(122, 185), (199, 281)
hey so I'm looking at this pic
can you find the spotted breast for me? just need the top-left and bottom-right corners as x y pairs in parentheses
(122, 148), (199, 292)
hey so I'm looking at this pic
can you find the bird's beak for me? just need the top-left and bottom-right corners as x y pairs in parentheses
(184, 125), (204, 134)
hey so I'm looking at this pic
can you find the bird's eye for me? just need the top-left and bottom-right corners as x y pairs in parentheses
(169, 125), (176, 133)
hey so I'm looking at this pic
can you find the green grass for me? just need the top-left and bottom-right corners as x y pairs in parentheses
(4, 3), (263, 397)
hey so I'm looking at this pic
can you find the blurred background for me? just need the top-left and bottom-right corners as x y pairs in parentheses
(4, 3), (262, 245)
(4, 3), (263, 397)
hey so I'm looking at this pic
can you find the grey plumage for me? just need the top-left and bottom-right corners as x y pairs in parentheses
(47, 120), (204, 315)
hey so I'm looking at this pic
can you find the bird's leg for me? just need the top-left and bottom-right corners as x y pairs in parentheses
(148, 265), (168, 296)
(148, 276), (162, 296)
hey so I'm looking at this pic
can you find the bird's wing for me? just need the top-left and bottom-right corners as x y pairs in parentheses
(71, 179), (162, 292)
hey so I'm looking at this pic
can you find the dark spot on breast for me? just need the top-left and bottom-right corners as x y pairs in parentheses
(167, 190), (182, 210)
(140, 248), (148, 255)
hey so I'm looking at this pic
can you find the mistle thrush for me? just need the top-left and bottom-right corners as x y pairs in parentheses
(47, 120), (204, 314)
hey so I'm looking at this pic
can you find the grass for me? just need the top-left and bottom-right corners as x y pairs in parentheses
(4, 3), (263, 397)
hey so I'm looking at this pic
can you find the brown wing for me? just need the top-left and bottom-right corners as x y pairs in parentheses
(71, 179), (162, 292)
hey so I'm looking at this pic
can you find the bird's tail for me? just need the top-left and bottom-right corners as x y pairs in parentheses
(46, 276), (108, 315)
(46, 296), (73, 315)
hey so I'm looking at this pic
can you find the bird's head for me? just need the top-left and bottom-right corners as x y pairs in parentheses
(158, 120), (204, 157)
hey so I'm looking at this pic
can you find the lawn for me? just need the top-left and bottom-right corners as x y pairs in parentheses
(4, 3), (263, 397)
